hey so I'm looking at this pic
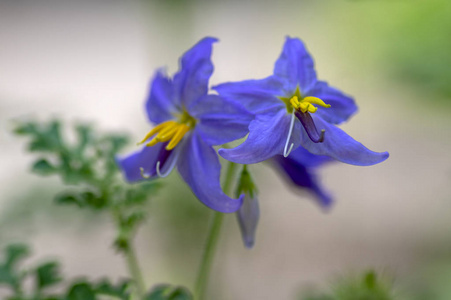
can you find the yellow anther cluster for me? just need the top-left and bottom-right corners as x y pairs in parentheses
(279, 87), (331, 114)
(289, 95), (331, 114)
(139, 120), (191, 150)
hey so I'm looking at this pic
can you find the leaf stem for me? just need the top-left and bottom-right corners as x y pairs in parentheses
(124, 242), (146, 298)
(112, 208), (146, 299)
(194, 162), (237, 300)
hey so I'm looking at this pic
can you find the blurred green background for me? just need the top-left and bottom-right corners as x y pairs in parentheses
(1, 0), (451, 299)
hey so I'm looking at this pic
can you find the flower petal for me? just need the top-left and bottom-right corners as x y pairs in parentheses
(177, 131), (243, 213)
(213, 76), (285, 114)
(287, 145), (334, 168)
(307, 81), (358, 124)
(117, 144), (163, 182)
(189, 95), (254, 146)
(236, 194), (260, 248)
(300, 115), (389, 166)
(173, 37), (217, 107)
(145, 70), (177, 124)
(219, 110), (302, 164)
(272, 148), (333, 208)
(274, 37), (317, 95)
(117, 143), (179, 182)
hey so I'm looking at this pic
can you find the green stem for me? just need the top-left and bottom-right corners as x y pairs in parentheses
(125, 242), (146, 298)
(194, 162), (237, 300)
(112, 209), (146, 299)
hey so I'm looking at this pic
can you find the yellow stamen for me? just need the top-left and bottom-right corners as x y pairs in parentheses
(303, 96), (331, 108)
(139, 110), (195, 151)
(287, 94), (330, 114)
(145, 137), (159, 147)
(290, 96), (301, 110)
(157, 121), (178, 138)
(166, 124), (190, 150)
(138, 121), (177, 144)
(308, 105), (318, 113)
(156, 125), (179, 142)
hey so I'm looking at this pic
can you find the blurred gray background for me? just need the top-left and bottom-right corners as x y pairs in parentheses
(1, 1), (451, 299)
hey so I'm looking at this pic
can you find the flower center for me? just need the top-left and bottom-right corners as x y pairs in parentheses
(279, 87), (331, 114)
(138, 110), (196, 151)
(279, 87), (332, 157)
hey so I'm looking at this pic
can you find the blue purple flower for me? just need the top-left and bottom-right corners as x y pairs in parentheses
(117, 38), (253, 213)
(214, 37), (389, 166)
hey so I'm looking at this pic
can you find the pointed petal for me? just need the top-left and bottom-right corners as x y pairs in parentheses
(188, 95), (254, 145)
(117, 143), (179, 182)
(145, 70), (177, 124)
(236, 194), (260, 248)
(173, 37), (217, 107)
(219, 110), (302, 164)
(300, 116), (389, 166)
(307, 81), (358, 124)
(177, 132), (243, 213)
(272, 149), (333, 208)
(274, 37), (317, 94)
(213, 76), (285, 114)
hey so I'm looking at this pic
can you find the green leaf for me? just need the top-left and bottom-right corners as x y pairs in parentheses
(75, 125), (92, 154)
(36, 262), (62, 290)
(5, 244), (30, 268)
(0, 265), (16, 286)
(81, 191), (108, 209)
(0, 244), (30, 291)
(55, 193), (82, 207)
(55, 190), (108, 210)
(167, 287), (193, 300)
(32, 159), (57, 176)
(364, 271), (376, 290)
(13, 122), (37, 135)
(145, 284), (193, 300)
(66, 282), (96, 300)
(95, 279), (131, 300)
(28, 121), (63, 152)
(124, 212), (145, 227)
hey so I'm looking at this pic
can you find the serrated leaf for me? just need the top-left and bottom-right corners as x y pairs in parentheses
(32, 159), (56, 176)
(27, 121), (63, 152)
(66, 282), (96, 300)
(36, 262), (61, 290)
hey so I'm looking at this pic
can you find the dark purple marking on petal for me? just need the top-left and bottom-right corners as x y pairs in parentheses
(141, 142), (174, 178)
(156, 143), (172, 167)
(295, 111), (325, 143)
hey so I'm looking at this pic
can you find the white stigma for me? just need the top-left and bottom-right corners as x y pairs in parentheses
(283, 110), (296, 158)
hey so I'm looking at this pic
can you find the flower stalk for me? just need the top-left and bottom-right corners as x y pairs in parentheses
(112, 208), (146, 299)
(194, 161), (238, 300)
